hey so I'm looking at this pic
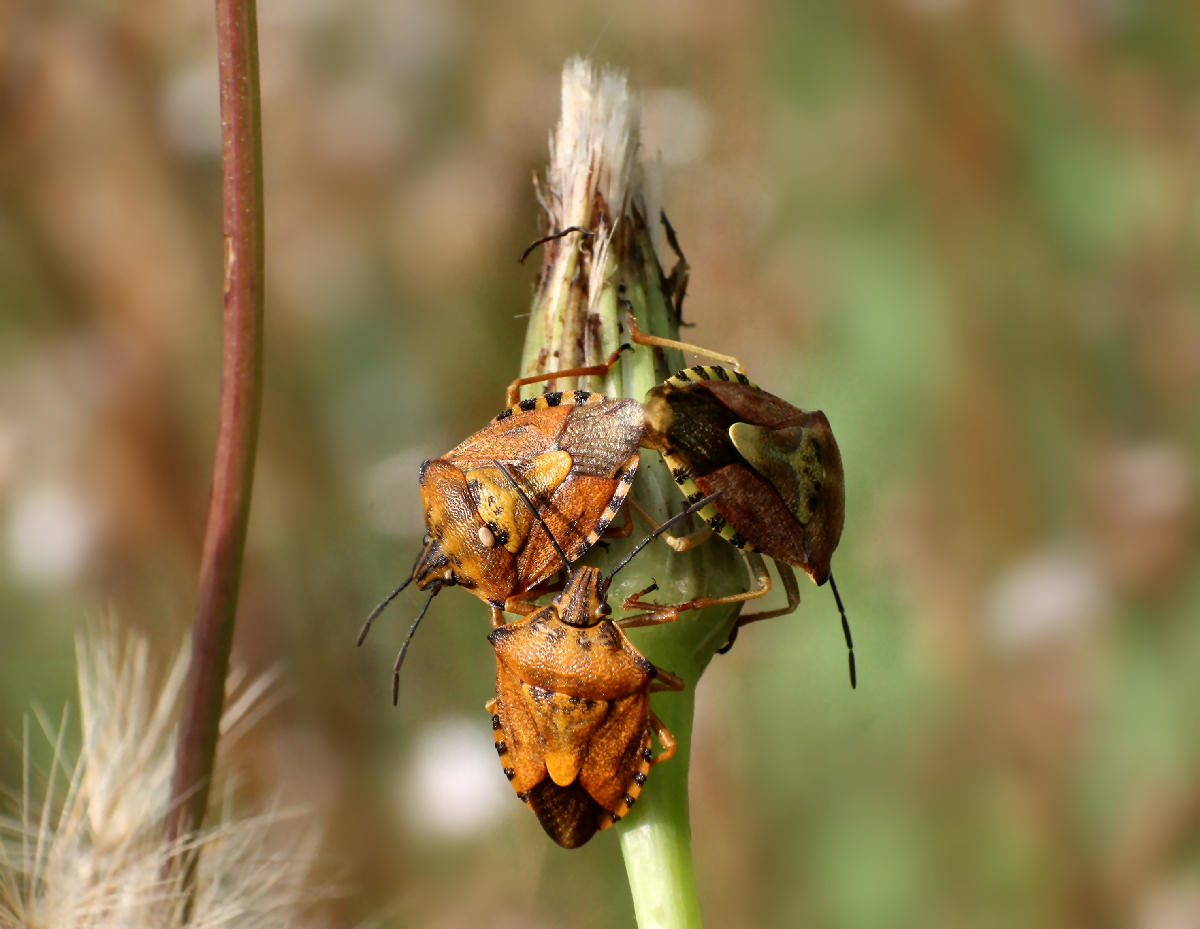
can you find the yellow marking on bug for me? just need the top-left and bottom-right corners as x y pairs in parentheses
(471, 451), (573, 553)
(729, 422), (823, 525)
(657, 447), (757, 552)
(664, 365), (760, 390)
(583, 453), (640, 546)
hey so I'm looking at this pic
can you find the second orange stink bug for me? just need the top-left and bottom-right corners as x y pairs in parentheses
(488, 490), (719, 848)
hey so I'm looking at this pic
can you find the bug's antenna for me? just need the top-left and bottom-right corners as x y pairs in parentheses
(358, 577), (413, 645)
(606, 492), (720, 581)
(357, 545), (426, 645)
(828, 572), (856, 689)
(493, 460), (573, 577)
(392, 586), (440, 705)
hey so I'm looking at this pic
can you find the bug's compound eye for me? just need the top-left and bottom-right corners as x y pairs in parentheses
(442, 569), (454, 583)
(423, 533), (432, 546)
(477, 524), (496, 548)
(596, 602), (612, 617)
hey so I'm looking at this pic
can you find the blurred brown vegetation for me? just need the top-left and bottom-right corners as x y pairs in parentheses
(2, 2), (1198, 928)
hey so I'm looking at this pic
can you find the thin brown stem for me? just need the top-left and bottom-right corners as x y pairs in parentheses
(163, 0), (265, 892)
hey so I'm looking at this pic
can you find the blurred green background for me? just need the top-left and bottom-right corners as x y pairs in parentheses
(2, 2), (1198, 927)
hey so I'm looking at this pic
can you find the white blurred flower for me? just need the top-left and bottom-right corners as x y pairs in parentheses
(5, 481), (97, 585)
(984, 546), (1110, 654)
(1137, 877), (1200, 929)
(399, 716), (513, 841)
(159, 63), (221, 155)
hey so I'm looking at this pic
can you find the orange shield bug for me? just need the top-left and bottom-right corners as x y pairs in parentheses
(359, 349), (647, 703)
(487, 492), (719, 848)
(411, 389), (643, 615)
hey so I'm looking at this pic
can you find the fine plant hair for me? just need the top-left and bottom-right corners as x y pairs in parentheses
(0, 630), (322, 929)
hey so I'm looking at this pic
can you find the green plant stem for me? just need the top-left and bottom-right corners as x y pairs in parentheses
(618, 697), (701, 929)
(164, 0), (264, 889)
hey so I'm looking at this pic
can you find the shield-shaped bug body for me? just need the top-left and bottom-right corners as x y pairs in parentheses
(642, 365), (844, 586)
(631, 362), (854, 686)
(484, 492), (718, 848)
(487, 565), (681, 848)
(360, 386), (645, 703)
(414, 389), (643, 617)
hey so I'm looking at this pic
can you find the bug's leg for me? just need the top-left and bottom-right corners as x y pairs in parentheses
(628, 497), (711, 552)
(650, 668), (684, 692)
(600, 501), (634, 539)
(517, 225), (593, 264)
(498, 587), (555, 626)
(626, 313), (745, 374)
(616, 597), (680, 629)
(735, 559), (801, 626)
(663, 525), (712, 553)
(649, 712), (678, 766)
(503, 344), (630, 407)
(659, 212), (690, 322)
(716, 559), (800, 653)
(618, 553), (773, 628)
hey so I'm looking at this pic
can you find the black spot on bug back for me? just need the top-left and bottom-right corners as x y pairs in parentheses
(545, 391), (564, 406)
(495, 408), (514, 421)
(573, 390), (592, 404)
(519, 397), (539, 412)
